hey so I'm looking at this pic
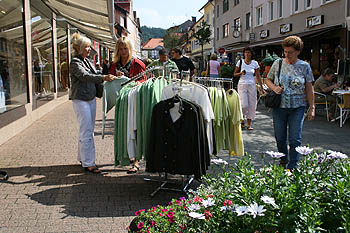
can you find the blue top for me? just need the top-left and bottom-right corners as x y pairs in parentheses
(267, 59), (314, 108)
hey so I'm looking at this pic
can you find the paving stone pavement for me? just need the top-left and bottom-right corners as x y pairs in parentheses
(0, 100), (349, 233)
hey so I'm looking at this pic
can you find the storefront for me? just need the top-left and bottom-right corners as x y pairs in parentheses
(0, 0), (116, 145)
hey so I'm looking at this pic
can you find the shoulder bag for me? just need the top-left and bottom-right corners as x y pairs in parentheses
(265, 59), (282, 108)
(232, 59), (242, 89)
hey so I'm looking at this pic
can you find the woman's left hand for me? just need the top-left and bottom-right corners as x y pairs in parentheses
(307, 106), (315, 120)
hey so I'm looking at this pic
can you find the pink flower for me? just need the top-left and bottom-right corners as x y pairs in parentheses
(193, 196), (203, 203)
(151, 221), (156, 226)
(167, 212), (175, 218)
(179, 224), (187, 230)
(224, 200), (233, 206)
(204, 210), (213, 220)
(137, 222), (144, 229)
(168, 217), (175, 223)
(159, 213), (163, 217)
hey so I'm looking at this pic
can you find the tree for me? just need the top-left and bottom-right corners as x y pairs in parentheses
(163, 27), (183, 52)
(192, 21), (212, 72)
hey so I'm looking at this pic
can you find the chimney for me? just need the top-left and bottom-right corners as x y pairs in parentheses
(192, 16), (196, 23)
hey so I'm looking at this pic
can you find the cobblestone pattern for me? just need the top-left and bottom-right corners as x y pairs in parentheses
(0, 100), (349, 232)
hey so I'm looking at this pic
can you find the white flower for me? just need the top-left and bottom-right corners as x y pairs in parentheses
(221, 205), (235, 211)
(188, 204), (201, 211)
(220, 206), (228, 211)
(295, 146), (314, 155)
(261, 196), (277, 207)
(188, 212), (205, 219)
(202, 198), (215, 208)
(235, 206), (249, 216)
(211, 158), (228, 165)
(317, 153), (327, 163)
(328, 150), (348, 160)
(265, 151), (285, 159)
(247, 202), (266, 218)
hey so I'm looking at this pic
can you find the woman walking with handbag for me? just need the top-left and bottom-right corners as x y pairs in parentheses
(234, 47), (264, 130)
(205, 53), (221, 78)
(70, 33), (116, 173)
(265, 36), (315, 170)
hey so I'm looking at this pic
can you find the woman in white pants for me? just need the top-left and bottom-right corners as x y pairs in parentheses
(70, 34), (116, 173)
(234, 47), (264, 130)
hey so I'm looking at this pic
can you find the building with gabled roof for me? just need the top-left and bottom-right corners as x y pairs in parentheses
(141, 38), (164, 59)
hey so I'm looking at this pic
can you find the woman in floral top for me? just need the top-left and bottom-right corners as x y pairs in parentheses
(266, 36), (315, 170)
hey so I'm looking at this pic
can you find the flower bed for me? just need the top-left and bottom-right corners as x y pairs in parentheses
(129, 147), (350, 233)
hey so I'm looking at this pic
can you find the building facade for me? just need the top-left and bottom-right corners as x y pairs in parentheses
(214, 0), (350, 78)
(0, 0), (141, 145)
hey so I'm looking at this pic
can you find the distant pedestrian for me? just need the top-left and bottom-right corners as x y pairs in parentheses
(102, 59), (109, 75)
(233, 47), (264, 130)
(171, 48), (195, 78)
(147, 49), (178, 77)
(205, 53), (221, 78)
(70, 33), (117, 173)
(265, 35), (315, 170)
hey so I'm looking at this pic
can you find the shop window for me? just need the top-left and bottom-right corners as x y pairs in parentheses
(31, 3), (55, 110)
(56, 27), (68, 97)
(223, 0), (229, 13)
(256, 6), (263, 26)
(223, 23), (229, 38)
(293, 0), (299, 13)
(278, 0), (283, 18)
(269, 1), (274, 21)
(233, 18), (241, 32)
(0, 0), (28, 114)
(304, 0), (311, 9)
(246, 12), (251, 30)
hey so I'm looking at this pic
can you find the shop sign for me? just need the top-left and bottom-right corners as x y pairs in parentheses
(260, 30), (269, 39)
(218, 47), (225, 54)
(306, 15), (324, 28)
(280, 24), (292, 34)
(249, 32), (255, 41)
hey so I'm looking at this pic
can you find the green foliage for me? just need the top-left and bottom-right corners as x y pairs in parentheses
(163, 27), (184, 52)
(141, 26), (166, 44)
(193, 21), (212, 72)
(130, 148), (350, 233)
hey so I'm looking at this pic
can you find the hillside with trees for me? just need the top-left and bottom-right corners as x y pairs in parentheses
(141, 26), (166, 43)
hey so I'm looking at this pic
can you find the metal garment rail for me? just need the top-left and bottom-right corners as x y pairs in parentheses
(144, 174), (194, 197)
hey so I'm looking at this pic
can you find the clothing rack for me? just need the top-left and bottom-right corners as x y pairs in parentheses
(144, 174), (194, 197)
(121, 66), (164, 87)
(195, 77), (234, 89)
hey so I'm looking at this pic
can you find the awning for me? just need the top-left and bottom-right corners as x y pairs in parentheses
(43, 0), (117, 48)
(250, 24), (343, 48)
(223, 41), (249, 52)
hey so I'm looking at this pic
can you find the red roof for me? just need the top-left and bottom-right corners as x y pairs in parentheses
(142, 38), (164, 50)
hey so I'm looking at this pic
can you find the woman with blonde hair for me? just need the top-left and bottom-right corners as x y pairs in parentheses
(70, 33), (116, 173)
(205, 53), (221, 78)
(109, 37), (146, 82)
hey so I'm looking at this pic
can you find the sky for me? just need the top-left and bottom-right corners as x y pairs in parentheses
(133, 0), (208, 29)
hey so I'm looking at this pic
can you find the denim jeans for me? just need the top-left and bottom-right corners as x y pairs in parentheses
(272, 106), (305, 169)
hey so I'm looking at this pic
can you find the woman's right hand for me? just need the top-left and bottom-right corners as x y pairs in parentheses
(273, 85), (283, 94)
(103, 74), (117, 82)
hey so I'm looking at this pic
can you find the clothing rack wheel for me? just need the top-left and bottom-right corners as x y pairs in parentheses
(143, 173), (195, 198)
(0, 171), (8, 181)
